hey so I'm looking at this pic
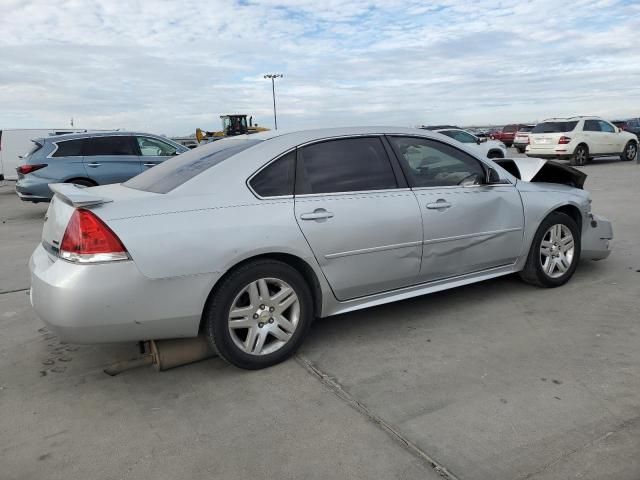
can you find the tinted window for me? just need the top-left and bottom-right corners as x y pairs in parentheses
(503, 125), (518, 132)
(137, 136), (177, 156)
(299, 137), (397, 194)
(84, 136), (136, 156)
(583, 120), (601, 132)
(389, 136), (485, 188)
(532, 121), (578, 133)
(518, 126), (534, 132)
(24, 141), (43, 158)
(598, 121), (615, 133)
(125, 138), (261, 194)
(250, 151), (295, 197)
(53, 139), (84, 157)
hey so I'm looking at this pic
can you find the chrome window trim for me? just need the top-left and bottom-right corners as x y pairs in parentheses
(411, 182), (513, 192)
(295, 187), (413, 199)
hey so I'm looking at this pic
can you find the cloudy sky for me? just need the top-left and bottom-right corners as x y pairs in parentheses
(1, 0), (639, 135)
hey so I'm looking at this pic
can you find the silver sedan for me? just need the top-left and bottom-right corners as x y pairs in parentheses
(30, 127), (613, 369)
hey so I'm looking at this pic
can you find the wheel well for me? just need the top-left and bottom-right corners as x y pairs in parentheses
(576, 142), (589, 152)
(65, 177), (98, 186)
(553, 205), (582, 232)
(199, 253), (324, 332)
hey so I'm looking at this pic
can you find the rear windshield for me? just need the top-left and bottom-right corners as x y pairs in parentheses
(532, 121), (578, 134)
(503, 125), (518, 132)
(125, 138), (262, 193)
(517, 126), (534, 132)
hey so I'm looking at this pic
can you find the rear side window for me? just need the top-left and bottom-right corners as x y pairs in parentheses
(24, 141), (43, 158)
(583, 120), (601, 132)
(125, 139), (262, 194)
(532, 121), (578, 133)
(250, 151), (295, 197)
(53, 139), (84, 157)
(518, 126), (534, 132)
(84, 136), (136, 156)
(298, 137), (397, 194)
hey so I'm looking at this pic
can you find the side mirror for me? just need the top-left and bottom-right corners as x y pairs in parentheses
(486, 167), (502, 184)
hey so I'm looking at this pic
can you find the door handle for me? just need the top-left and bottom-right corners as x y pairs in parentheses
(86, 163), (102, 167)
(300, 208), (334, 221)
(426, 200), (452, 210)
(143, 163), (157, 167)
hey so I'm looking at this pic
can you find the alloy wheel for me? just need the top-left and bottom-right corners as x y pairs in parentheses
(227, 278), (300, 355)
(575, 147), (587, 165)
(539, 224), (575, 278)
(626, 143), (637, 160)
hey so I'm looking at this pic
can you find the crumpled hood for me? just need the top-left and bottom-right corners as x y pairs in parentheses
(493, 157), (587, 189)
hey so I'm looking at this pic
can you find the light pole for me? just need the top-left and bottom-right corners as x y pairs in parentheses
(264, 74), (283, 130)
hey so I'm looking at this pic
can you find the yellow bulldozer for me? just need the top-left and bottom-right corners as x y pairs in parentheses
(195, 114), (269, 144)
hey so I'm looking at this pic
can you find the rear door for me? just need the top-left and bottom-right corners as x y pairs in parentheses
(135, 136), (179, 170)
(597, 120), (621, 153)
(82, 136), (141, 184)
(294, 136), (423, 300)
(388, 135), (524, 282)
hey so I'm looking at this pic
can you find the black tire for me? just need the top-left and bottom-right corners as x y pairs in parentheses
(487, 150), (504, 159)
(203, 259), (313, 370)
(620, 141), (637, 162)
(570, 144), (588, 166)
(66, 178), (97, 187)
(516, 147), (526, 154)
(519, 212), (581, 287)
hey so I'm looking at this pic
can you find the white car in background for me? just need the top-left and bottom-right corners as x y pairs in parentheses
(435, 128), (507, 159)
(526, 117), (638, 166)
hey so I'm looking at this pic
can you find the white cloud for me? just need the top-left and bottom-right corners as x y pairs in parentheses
(0, 0), (638, 135)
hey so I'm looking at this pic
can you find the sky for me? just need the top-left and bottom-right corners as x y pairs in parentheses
(1, 0), (639, 136)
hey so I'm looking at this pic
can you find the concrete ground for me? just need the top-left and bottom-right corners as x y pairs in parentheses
(1, 154), (639, 480)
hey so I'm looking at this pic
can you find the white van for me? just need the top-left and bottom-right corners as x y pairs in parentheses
(0, 129), (89, 181)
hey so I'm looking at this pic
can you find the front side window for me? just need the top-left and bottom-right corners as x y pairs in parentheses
(137, 137), (177, 156)
(250, 151), (295, 197)
(52, 139), (84, 157)
(389, 136), (485, 188)
(440, 130), (477, 144)
(598, 121), (615, 133)
(298, 137), (397, 194)
(83, 136), (136, 156)
(583, 120), (601, 132)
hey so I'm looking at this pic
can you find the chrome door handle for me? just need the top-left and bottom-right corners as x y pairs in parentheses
(300, 209), (334, 221)
(143, 163), (157, 167)
(426, 201), (452, 210)
(86, 163), (102, 167)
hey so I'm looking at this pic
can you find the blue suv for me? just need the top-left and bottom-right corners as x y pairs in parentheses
(15, 131), (189, 202)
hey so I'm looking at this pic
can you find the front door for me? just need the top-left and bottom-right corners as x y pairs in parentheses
(387, 136), (524, 282)
(135, 136), (179, 170)
(294, 136), (423, 301)
(82, 135), (141, 184)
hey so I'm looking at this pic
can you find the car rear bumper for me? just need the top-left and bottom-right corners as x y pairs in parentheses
(15, 178), (54, 202)
(581, 214), (613, 261)
(29, 244), (218, 344)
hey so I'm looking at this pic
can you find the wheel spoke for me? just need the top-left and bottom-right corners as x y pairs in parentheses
(257, 279), (270, 302)
(252, 329), (268, 354)
(270, 286), (293, 304)
(229, 317), (253, 329)
(275, 292), (297, 313)
(270, 326), (292, 342)
(248, 282), (260, 307)
(544, 258), (555, 275)
(244, 326), (258, 352)
(229, 305), (254, 318)
(556, 256), (568, 273)
(560, 237), (574, 252)
(275, 314), (295, 333)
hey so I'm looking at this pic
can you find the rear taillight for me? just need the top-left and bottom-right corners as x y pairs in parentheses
(558, 136), (571, 144)
(59, 209), (129, 263)
(17, 164), (47, 175)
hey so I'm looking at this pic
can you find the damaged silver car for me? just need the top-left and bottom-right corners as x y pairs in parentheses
(30, 127), (612, 370)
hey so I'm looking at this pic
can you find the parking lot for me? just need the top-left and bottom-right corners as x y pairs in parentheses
(1, 154), (639, 480)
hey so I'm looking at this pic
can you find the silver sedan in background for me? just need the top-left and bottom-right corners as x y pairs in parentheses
(30, 127), (612, 369)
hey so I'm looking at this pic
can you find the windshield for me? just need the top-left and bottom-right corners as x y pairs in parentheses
(125, 138), (262, 193)
(532, 121), (578, 134)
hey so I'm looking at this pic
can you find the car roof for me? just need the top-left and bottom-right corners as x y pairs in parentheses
(39, 131), (174, 142)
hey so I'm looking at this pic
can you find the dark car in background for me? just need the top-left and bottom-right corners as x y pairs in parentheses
(616, 118), (640, 138)
(15, 131), (188, 202)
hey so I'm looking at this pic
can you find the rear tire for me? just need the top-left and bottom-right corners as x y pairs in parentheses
(570, 144), (588, 166)
(620, 141), (637, 161)
(516, 147), (526, 154)
(203, 260), (313, 370)
(519, 212), (581, 288)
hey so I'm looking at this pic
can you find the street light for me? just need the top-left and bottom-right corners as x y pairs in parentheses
(264, 74), (283, 130)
